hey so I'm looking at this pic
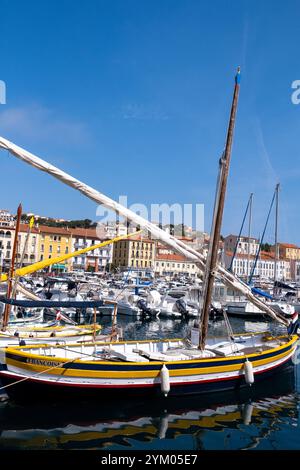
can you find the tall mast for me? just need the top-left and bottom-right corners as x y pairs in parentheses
(274, 183), (280, 288)
(247, 193), (253, 282)
(199, 68), (241, 350)
(2, 203), (22, 330)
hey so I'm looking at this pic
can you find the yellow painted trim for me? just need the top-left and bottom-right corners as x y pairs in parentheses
(6, 343), (295, 379)
(6, 334), (297, 368)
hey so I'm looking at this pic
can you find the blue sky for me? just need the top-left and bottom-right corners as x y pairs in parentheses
(1, 0), (300, 244)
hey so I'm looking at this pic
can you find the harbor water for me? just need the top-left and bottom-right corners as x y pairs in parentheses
(0, 316), (299, 451)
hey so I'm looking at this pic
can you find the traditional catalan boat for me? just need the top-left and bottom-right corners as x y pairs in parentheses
(0, 331), (297, 398)
(0, 68), (298, 399)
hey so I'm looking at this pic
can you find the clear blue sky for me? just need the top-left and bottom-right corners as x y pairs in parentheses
(1, 0), (300, 244)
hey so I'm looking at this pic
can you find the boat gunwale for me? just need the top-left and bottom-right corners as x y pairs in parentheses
(4, 334), (298, 368)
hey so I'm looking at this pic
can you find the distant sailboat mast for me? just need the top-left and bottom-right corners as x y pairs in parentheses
(199, 67), (241, 350)
(274, 183), (280, 292)
(247, 193), (253, 282)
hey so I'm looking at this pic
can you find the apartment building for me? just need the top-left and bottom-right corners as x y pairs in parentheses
(224, 251), (291, 281)
(224, 234), (259, 256)
(112, 235), (155, 269)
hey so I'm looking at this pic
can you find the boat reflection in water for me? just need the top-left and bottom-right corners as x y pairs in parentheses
(0, 364), (297, 450)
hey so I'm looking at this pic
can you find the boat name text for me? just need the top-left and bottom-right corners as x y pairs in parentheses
(26, 358), (62, 368)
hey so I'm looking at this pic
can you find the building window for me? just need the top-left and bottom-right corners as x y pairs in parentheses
(57, 246), (61, 254)
(41, 244), (44, 252)
(40, 255), (43, 260)
(49, 245), (53, 253)
(65, 247), (69, 254)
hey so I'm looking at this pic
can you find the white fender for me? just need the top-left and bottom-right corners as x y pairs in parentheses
(244, 359), (254, 385)
(160, 364), (170, 397)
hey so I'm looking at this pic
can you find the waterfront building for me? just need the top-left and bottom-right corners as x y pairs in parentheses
(224, 251), (291, 281)
(224, 234), (259, 256)
(71, 227), (112, 272)
(37, 226), (73, 272)
(0, 210), (15, 227)
(0, 225), (13, 271)
(16, 224), (40, 266)
(154, 253), (199, 278)
(0, 222), (40, 271)
(112, 235), (155, 270)
(276, 243), (300, 260)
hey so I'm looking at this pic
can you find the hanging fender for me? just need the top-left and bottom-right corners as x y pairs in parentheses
(244, 359), (254, 385)
(160, 364), (170, 397)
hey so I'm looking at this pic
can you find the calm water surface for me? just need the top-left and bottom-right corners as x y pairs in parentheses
(0, 317), (299, 450)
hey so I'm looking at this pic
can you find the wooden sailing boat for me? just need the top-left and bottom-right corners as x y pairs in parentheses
(0, 68), (298, 399)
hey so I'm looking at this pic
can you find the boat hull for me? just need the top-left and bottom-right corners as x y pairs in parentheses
(0, 335), (297, 400)
(0, 356), (294, 400)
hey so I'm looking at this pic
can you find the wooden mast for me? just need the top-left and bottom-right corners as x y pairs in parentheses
(199, 68), (241, 350)
(2, 203), (22, 330)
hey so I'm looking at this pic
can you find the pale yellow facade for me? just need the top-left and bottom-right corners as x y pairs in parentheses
(38, 226), (73, 271)
(113, 237), (155, 269)
(279, 244), (300, 260)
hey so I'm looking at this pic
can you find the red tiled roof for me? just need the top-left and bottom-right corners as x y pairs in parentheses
(71, 227), (98, 238)
(279, 243), (300, 249)
(38, 226), (103, 239)
(155, 254), (190, 262)
(20, 224), (39, 233)
(38, 225), (72, 235)
(225, 250), (289, 262)
(0, 224), (39, 234)
(126, 235), (155, 243)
